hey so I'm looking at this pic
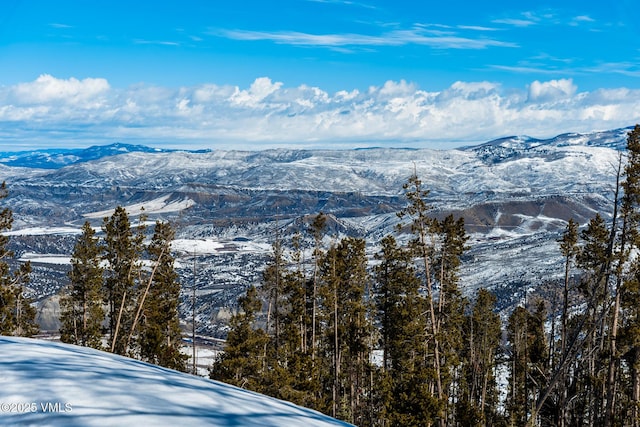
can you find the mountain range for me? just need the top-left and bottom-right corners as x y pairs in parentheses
(0, 126), (633, 335)
(0, 142), (211, 169)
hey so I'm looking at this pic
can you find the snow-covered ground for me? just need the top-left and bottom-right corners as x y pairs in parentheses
(172, 238), (226, 255)
(4, 226), (81, 236)
(83, 195), (195, 219)
(0, 336), (352, 426)
(18, 253), (72, 265)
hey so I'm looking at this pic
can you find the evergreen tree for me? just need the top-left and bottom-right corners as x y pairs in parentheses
(398, 173), (471, 425)
(529, 300), (552, 424)
(102, 206), (145, 355)
(618, 124), (640, 426)
(319, 237), (372, 424)
(374, 235), (421, 371)
(260, 235), (291, 398)
(575, 213), (611, 425)
(210, 285), (269, 390)
(262, 232), (319, 409)
(374, 235), (437, 426)
(397, 171), (446, 422)
(309, 212), (326, 360)
(0, 181), (37, 337)
(506, 301), (550, 427)
(262, 235), (286, 366)
(506, 305), (531, 426)
(136, 220), (186, 371)
(559, 219), (579, 357)
(554, 218), (579, 427)
(459, 288), (502, 426)
(434, 214), (469, 424)
(60, 221), (104, 349)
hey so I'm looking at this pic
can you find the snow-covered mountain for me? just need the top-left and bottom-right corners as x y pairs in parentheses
(0, 336), (351, 426)
(0, 126), (633, 333)
(0, 142), (210, 169)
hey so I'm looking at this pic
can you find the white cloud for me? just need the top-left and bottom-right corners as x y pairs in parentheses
(49, 23), (73, 29)
(492, 18), (537, 27)
(442, 81), (501, 100)
(334, 89), (360, 102)
(527, 78), (577, 102)
(192, 84), (236, 103)
(11, 74), (109, 105)
(218, 27), (517, 50)
(1, 75), (639, 150)
(229, 77), (283, 107)
(377, 80), (418, 97)
(457, 25), (499, 32)
(133, 39), (181, 47)
(571, 15), (595, 26)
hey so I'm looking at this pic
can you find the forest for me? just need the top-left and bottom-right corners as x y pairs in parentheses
(1, 126), (640, 426)
(0, 201), (187, 371)
(210, 124), (640, 426)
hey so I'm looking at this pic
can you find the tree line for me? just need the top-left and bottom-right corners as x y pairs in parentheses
(211, 125), (640, 426)
(0, 200), (185, 371)
(0, 181), (38, 337)
(210, 176), (496, 426)
(58, 207), (186, 371)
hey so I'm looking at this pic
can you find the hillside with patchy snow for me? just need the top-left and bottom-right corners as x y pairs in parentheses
(0, 336), (352, 426)
(0, 127), (633, 333)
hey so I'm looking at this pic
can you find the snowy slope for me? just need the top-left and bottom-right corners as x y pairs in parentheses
(0, 336), (352, 427)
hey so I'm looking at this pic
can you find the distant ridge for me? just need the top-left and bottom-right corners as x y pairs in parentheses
(460, 126), (633, 151)
(0, 126), (634, 170)
(0, 142), (211, 169)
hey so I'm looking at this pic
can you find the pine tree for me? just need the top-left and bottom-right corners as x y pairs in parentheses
(136, 220), (186, 371)
(261, 232), (319, 409)
(506, 305), (531, 426)
(210, 285), (269, 390)
(102, 206), (145, 355)
(559, 219), (579, 357)
(60, 221), (104, 349)
(507, 300), (550, 426)
(528, 300), (551, 424)
(263, 235), (286, 366)
(459, 288), (502, 426)
(434, 214), (469, 424)
(618, 124), (640, 426)
(309, 212), (326, 360)
(554, 218), (579, 426)
(397, 171), (445, 422)
(398, 172), (472, 425)
(374, 235), (437, 426)
(260, 235), (291, 398)
(0, 181), (37, 337)
(576, 214), (611, 425)
(319, 237), (372, 424)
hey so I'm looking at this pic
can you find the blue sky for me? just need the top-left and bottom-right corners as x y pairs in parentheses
(1, 0), (640, 150)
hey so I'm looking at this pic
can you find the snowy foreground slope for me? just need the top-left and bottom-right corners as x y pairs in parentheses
(0, 337), (352, 427)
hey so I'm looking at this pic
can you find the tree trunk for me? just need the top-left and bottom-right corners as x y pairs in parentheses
(125, 246), (164, 353)
(111, 290), (127, 353)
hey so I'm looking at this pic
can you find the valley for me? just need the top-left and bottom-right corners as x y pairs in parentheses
(0, 127), (630, 336)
